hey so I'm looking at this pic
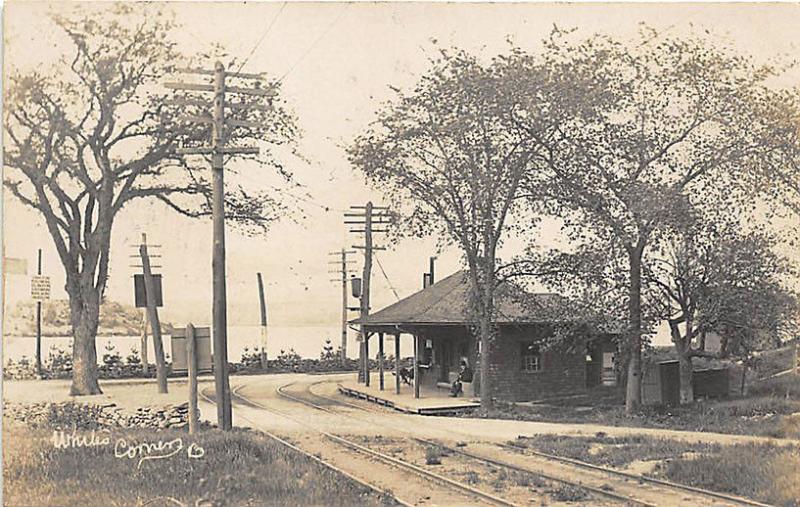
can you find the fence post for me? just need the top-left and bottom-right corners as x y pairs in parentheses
(187, 323), (199, 435)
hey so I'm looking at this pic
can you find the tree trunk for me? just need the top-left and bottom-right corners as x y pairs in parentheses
(479, 315), (493, 410)
(740, 363), (748, 396)
(68, 287), (102, 395)
(625, 247), (644, 413)
(678, 351), (694, 404)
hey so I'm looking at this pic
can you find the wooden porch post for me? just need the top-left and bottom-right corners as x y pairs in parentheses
(378, 332), (384, 390)
(413, 334), (420, 399)
(365, 332), (370, 387)
(395, 332), (401, 394)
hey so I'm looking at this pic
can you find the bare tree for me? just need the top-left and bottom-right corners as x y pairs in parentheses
(4, 4), (299, 394)
(348, 51), (543, 409)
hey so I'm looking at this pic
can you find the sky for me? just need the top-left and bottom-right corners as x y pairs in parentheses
(3, 2), (800, 352)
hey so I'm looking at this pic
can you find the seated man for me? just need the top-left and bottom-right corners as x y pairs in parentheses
(450, 359), (473, 397)
(398, 365), (414, 385)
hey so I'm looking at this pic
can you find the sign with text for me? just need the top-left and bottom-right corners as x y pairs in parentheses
(134, 274), (163, 308)
(170, 327), (213, 374)
(30, 275), (51, 301)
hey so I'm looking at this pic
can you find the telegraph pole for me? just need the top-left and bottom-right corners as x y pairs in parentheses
(139, 233), (168, 394)
(35, 249), (42, 377)
(165, 63), (273, 431)
(328, 249), (356, 366)
(140, 310), (149, 376)
(256, 272), (268, 370)
(346, 202), (390, 385)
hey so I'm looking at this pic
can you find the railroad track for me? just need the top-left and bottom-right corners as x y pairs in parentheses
(198, 387), (406, 506)
(282, 379), (772, 507)
(225, 383), (518, 507)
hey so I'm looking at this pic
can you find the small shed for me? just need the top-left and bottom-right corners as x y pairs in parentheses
(642, 360), (732, 406)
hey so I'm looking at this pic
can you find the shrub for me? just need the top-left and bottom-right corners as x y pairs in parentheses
(661, 443), (800, 506)
(749, 374), (800, 399)
(424, 446), (442, 465)
(46, 345), (73, 379)
(551, 484), (587, 502)
(3, 356), (38, 380)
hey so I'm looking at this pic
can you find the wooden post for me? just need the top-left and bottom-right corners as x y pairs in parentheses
(395, 333), (401, 394)
(211, 61), (232, 430)
(140, 310), (149, 376)
(378, 332), (384, 391)
(187, 323), (199, 435)
(340, 250), (349, 366)
(794, 340), (799, 376)
(414, 334), (420, 399)
(257, 272), (268, 370)
(35, 249), (42, 377)
(140, 233), (168, 394)
(365, 332), (370, 387)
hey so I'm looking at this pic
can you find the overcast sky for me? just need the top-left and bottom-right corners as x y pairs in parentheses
(4, 2), (800, 341)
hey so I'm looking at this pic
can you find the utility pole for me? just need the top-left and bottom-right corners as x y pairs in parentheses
(139, 233), (168, 394)
(328, 249), (356, 366)
(346, 202), (390, 385)
(140, 310), (149, 376)
(35, 249), (42, 377)
(257, 272), (268, 370)
(165, 63), (273, 431)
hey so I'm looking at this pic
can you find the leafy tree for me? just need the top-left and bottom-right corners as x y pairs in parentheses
(507, 28), (797, 411)
(4, 5), (299, 394)
(648, 219), (799, 403)
(348, 51), (544, 409)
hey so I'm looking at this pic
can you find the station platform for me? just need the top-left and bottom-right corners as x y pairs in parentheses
(338, 372), (480, 415)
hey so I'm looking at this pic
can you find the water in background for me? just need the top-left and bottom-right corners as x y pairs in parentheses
(3, 325), (364, 365)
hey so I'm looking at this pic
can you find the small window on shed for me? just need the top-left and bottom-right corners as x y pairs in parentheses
(520, 342), (542, 372)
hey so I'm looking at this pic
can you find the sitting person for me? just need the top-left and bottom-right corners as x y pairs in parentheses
(450, 359), (473, 397)
(398, 365), (414, 385)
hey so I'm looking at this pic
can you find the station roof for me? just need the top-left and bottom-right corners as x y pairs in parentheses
(351, 271), (570, 328)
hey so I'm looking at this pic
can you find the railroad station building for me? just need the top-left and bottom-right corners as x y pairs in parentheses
(352, 271), (618, 403)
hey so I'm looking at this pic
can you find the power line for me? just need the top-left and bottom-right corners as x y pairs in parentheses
(236, 2), (288, 75)
(278, 3), (351, 83)
(375, 253), (400, 301)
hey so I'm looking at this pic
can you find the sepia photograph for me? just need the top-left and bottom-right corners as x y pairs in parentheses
(2, 1), (800, 506)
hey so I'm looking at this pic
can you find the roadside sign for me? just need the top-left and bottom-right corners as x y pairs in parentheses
(134, 274), (163, 308)
(30, 275), (50, 301)
(171, 326), (213, 373)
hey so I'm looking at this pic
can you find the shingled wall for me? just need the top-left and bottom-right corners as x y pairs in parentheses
(485, 326), (588, 402)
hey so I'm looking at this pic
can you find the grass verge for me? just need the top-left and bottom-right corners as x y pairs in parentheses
(3, 423), (390, 507)
(467, 380), (800, 439)
(514, 433), (800, 506)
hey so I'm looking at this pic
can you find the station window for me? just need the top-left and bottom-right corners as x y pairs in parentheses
(520, 342), (542, 372)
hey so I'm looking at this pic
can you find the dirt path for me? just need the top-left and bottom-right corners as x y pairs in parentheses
(301, 375), (797, 447)
(244, 375), (773, 507)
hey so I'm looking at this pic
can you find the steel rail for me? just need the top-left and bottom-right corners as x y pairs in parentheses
(280, 381), (643, 506)
(235, 383), (517, 507)
(301, 380), (771, 507)
(198, 386), (409, 507)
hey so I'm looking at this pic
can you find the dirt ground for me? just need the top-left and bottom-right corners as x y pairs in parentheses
(5, 372), (794, 506)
